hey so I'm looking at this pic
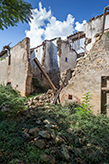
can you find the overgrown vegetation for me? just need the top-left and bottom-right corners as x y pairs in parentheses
(0, 87), (109, 163)
(0, 84), (27, 112)
(32, 77), (47, 93)
(71, 91), (92, 117)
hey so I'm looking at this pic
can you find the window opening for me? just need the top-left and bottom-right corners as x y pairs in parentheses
(8, 55), (11, 65)
(65, 57), (68, 62)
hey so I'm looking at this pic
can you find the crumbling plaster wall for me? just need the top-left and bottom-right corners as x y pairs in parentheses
(0, 54), (9, 85)
(60, 32), (109, 116)
(44, 40), (59, 73)
(83, 14), (109, 52)
(30, 45), (43, 78)
(58, 41), (77, 73)
(70, 38), (85, 54)
(30, 39), (60, 88)
(0, 37), (32, 96)
(30, 37), (77, 89)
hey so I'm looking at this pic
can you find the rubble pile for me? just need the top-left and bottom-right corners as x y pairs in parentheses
(60, 68), (72, 86)
(21, 108), (76, 164)
(28, 89), (55, 107)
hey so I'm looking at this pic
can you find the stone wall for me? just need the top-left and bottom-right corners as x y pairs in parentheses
(0, 38), (32, 96)
(60, 32), (109, 116)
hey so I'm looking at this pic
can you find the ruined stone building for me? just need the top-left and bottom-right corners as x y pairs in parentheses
(60, 12), (109, 116)
(30, 37), (77, 87)
(0, 9), (109, 116)
(0, 35), (77, 96)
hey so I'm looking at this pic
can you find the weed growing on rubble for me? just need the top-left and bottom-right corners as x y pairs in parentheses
(75, 92), (92, 117)
(65, 92), (92, 118)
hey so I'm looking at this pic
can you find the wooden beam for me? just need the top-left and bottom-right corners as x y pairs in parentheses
(53, 85), (63, 104)
(67, 32), (85, 42)
(33, 58), (57, 94)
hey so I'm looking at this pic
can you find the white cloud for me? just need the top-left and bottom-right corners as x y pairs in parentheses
(25, 2), (75, 47)
(45, 14), (75, 40)
(25, 2), (86, 48)
(75, 20), (86, 31)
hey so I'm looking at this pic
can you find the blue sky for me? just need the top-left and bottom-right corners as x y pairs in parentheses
(0, 0), (109, 51)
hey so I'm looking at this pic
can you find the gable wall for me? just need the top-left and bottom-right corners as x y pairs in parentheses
(0, 38), (32, 96)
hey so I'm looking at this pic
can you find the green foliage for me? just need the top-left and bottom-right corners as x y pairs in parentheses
(48, 103), (109, 163)
(75, 92), (92, 117)
(0, 89), (109, 163)
(0, 0), (32, 30)
(0, 116), (42, 163)
(106, 32), (109, 39)
(32, 77), (42, 89)
(0, 84), (27, 112)
(32, 77), (47, 92)
(0, 58), (6, 61)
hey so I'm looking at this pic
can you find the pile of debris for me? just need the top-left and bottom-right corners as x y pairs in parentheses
(22, 118), (71, 164)
(28, 89), (55, 107)
(60, 68), (72, 86)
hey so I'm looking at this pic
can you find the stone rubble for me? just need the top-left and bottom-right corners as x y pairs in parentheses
(60, 68), (72, 86)
(28, 89), (55, 107)
(20, 108), (75, 164)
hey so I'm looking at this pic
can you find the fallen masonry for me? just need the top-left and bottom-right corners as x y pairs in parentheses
(28, 89), (55, 107)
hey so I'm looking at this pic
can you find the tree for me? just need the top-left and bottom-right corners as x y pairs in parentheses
(0, 0), (32, 30)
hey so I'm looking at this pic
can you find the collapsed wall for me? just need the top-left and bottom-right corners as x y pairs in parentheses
(0, 38), (32, 96)
(60, 32), (109, 116)
(30, 38), (77, 90)
(83, 13), (109, 52)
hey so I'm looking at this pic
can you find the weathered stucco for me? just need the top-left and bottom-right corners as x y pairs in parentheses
(60, 32), (109, 116)
(83, 13), (109, 52)
(30, 39), (60, 88)
(57, 39), (77, 73)
(0, 38), (32, 96)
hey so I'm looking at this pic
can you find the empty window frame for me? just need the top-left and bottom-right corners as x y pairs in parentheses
(101, 76), (109, 114)
(8, 55), (11, 65)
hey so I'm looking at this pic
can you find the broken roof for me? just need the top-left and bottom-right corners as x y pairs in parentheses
(88, 11), (109, 23)
(67, 31), (85, 42)
(0, 50), (7, 57)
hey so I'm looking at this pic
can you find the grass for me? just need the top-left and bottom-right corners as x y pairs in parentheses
(0, 85), (109, 163)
